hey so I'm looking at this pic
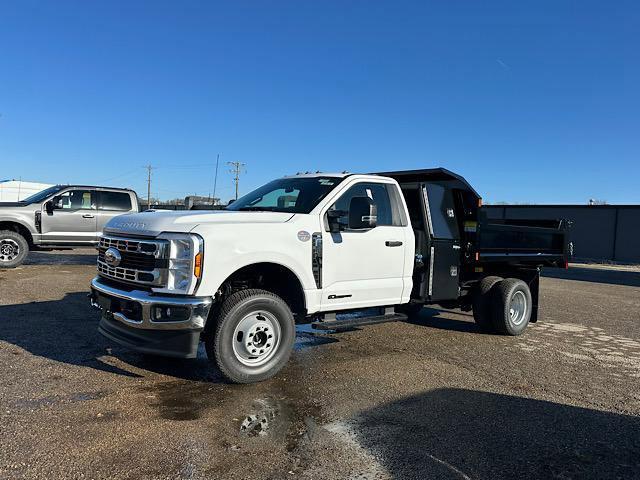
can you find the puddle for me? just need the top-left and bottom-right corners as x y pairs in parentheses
(239, 397), (283, 436)
(236, 394), (323, 454)
(143, 381), (229, 421)
(295, 324), (338, 351)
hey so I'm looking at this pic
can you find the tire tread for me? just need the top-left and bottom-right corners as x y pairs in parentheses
(208, 288), (295, 384)
(472, 275), (502, 332)
(491, 278), (532, 336)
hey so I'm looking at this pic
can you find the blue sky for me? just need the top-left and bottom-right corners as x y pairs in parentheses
(1, 1), (638, 204)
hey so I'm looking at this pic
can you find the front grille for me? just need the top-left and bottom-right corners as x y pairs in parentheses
(97, 250), (163, 271)
(97, 235), (168, 287)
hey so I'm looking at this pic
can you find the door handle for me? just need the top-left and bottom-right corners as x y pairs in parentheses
(82, 214), (95, 219)
(385, 241), (403, 247)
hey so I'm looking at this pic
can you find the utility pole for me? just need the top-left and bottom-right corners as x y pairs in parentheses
(145, 164), (153, 208)
(227, 161), (246, 200)
(212, 153), (220, 204)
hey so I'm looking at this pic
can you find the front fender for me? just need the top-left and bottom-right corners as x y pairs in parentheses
(197, 250), (315, 296)
(0, 215), (38, 236)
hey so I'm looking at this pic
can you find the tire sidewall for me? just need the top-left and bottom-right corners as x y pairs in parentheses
(0, 231), (29, 268)
(498, 280), (532, 335)
(213, 293), (295, 382)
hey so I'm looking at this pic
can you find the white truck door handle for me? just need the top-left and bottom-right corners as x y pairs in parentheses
(82, 214), (95, 219)
(385, 241), (403, 247)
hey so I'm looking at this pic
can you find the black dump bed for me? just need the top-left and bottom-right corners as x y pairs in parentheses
(476, 215), (570, 267)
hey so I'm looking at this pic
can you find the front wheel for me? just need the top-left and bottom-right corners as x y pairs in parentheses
(0, 230), (29, 268)
(205, 289), (296, 384)
(491, 278), (532, 336)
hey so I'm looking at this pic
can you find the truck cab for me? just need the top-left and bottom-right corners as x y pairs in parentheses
(89, 169), (569, 383)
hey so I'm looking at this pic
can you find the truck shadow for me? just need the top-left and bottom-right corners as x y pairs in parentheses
(0, 292), (337, 383)
(352, 388), (640, 479)
(542, 265), (640, 287)
(0, 292), (143, 378)
(406, 307), (480, 333)
(25, 250), (97, 266)
(0, 292), (221, 381)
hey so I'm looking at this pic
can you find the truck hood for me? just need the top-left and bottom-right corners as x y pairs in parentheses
(104, 209), (295, 237)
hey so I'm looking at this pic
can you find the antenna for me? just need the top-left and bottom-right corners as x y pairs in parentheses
(227, 161), (246, 200)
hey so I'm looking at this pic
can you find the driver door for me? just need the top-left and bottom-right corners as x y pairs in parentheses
(320, 181), (407, 311)
(40, 189), (98, 243)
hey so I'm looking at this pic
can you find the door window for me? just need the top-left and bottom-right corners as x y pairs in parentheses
(56, 190), (96, 210)
(99, 191), (132, 211)
(331, 182), (402, 227)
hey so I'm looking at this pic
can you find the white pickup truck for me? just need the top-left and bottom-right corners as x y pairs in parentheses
(90, 169), (569, 383)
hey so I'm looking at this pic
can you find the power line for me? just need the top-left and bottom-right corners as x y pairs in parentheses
(227, 161), (246, 200)
(212, 153), (221, 204)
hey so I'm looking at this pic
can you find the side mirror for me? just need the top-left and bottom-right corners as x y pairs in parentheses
(327, 209), (347, 233)
(45, 200), (54, 214)
(348, 196), (377, 229)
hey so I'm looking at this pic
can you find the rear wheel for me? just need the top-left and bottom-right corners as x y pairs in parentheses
(472, 276), (502, 332)
(205, 289), (295, 384)
(0, 230), (29, 268)
(491, 278), (532, 336)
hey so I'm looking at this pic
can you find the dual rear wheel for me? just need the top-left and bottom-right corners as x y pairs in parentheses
(473, 276), (532, 335)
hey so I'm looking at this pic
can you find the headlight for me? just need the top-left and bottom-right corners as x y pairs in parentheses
(154, 233), (204, 295)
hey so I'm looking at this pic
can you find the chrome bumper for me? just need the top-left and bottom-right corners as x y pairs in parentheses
(90, 276), (213, 331)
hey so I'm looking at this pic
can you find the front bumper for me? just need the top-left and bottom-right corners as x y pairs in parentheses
(90, 276), (213, 358)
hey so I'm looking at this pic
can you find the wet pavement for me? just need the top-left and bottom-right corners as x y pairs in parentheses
(1, 250), (639, 479)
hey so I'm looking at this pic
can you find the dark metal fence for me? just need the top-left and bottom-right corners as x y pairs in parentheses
(484, 205), (640, 264)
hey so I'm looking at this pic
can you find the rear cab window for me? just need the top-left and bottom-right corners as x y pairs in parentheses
(99, 191), (132, 211)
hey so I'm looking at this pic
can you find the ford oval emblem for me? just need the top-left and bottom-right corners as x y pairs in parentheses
(104, 247), (122, 267)
(297, 231), (311, 242)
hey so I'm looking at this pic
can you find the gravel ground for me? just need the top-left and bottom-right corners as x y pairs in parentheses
(1, 250), (639, 479)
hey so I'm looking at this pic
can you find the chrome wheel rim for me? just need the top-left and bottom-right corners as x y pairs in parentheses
(232, 311), (281, 367)
(509, 291), (527, 326)
(0, 239), (20, 263)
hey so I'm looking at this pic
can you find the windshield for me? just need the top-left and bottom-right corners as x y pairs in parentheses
(20, 185), (65, 204)
(226, 177), (344, 213)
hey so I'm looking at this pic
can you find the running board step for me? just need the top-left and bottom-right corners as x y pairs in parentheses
(311, 313), (407, 331)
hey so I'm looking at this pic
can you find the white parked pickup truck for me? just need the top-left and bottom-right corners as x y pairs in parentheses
(90, 169), (570, 383)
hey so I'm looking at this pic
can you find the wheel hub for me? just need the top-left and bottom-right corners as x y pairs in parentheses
(0, 239), (19, 262)
(509, 291), (527, 326)
(232, 311), (281, 366)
